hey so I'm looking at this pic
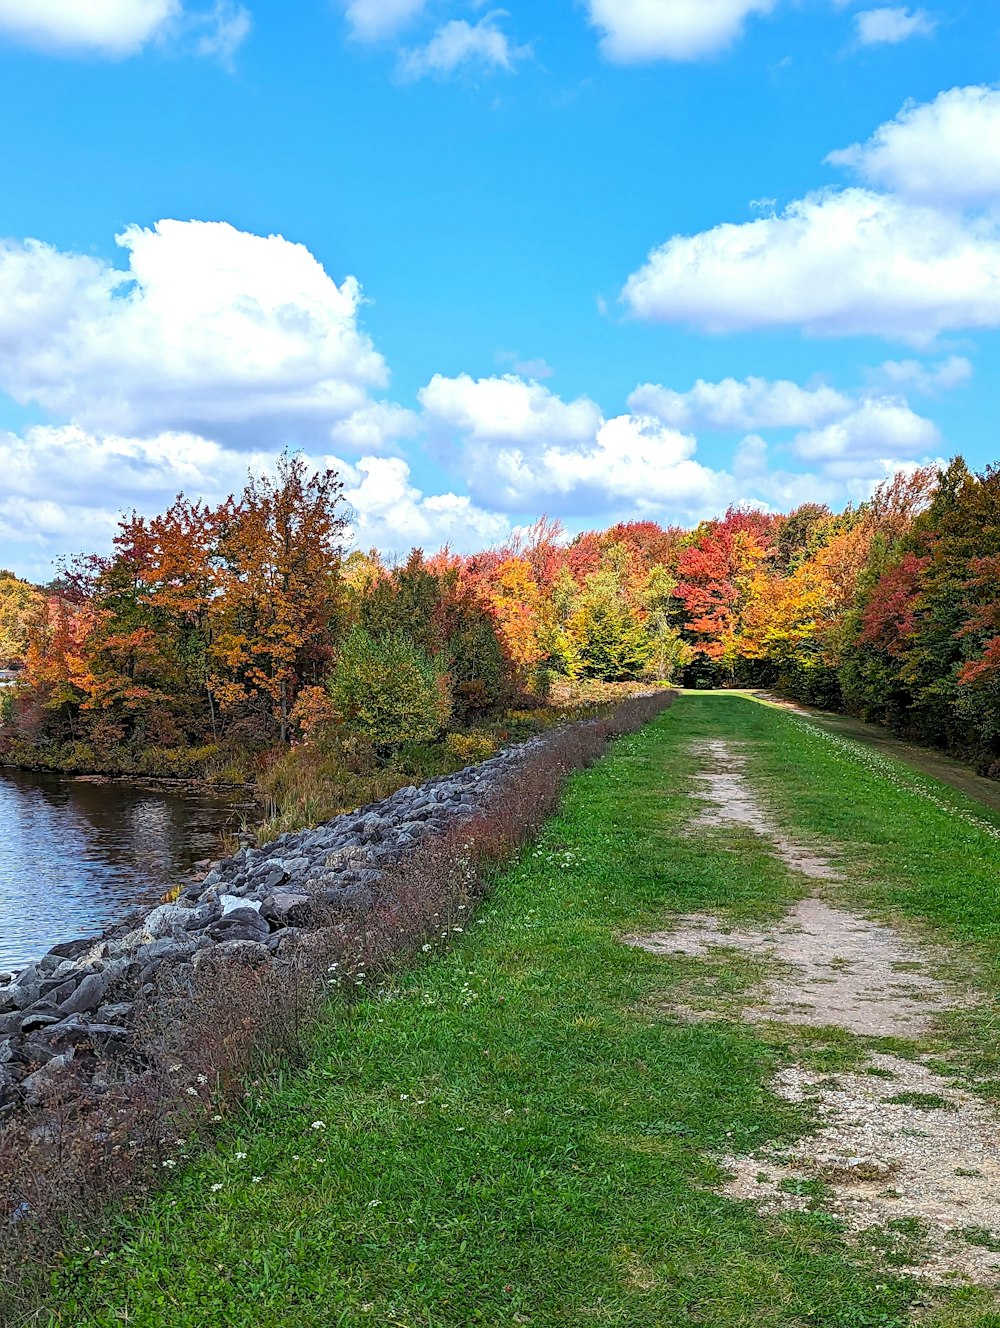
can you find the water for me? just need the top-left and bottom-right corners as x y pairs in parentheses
(0, 769), (242, 974)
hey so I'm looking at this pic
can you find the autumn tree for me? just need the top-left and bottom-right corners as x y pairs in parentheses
(0, 573), (43, 668)
(212, 453), (350, 742)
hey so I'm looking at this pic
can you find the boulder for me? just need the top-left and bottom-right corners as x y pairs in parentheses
(58, 972), (107, 1017)
(260, 892), (316, 928)
(141, 903), (194, 941)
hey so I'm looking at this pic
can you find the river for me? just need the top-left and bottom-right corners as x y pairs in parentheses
(0, 769), (242, 974)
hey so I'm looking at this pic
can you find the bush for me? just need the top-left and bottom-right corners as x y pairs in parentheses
(327, 628), (451, 751)
(444, 732), (498, 765)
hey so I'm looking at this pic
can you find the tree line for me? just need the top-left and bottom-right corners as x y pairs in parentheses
(1, 453), (999, 775)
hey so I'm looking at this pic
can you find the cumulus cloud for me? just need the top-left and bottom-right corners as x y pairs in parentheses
(853, 6), (936, 46)
(0, 425), (508, 576)
(337, 456), (510, 555)
(0, 220), (393, 447)
(420, 373), (602, 452)
(341, 0), (425, 42)
(630, 373), (943, 506)
(419, 372), (735, 518)
(0, 425), (255, 574)
(621, 187), (1000, 344)
(399, 14), (528, 80)
(0, 0), (249, 60)
(792, 396), (940, 462)
(828, 86), (1000, 210)
(628, 376), (851, 431)
(586, 0), (777, 62)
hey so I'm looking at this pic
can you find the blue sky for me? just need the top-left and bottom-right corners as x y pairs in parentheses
(0, 0), (998, 579)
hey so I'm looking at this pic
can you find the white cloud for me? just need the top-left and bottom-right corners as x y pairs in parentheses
(621, 187), (1000, 344)
(399, 15), (528, 81)
(0, 220), (392, 447)
(0, 425), (254, 574)
(734, 434), (769, 479)
(586, 0), (777, 62)
(337, 456), (510, 554)
(420, 372), (602, 451)
(341, 0), (425, 42)
(328, 401), (419, 452)
(871, 355), (973, 394)
(0, 425), (509, 575)
(631, 373), (943, 501)
(793, 396), (940, 462)
(828, 86), (1000, 210)
(853, 6), (936, 46)
(0, 0), (178, 55)
(629, 376), (851, 431)
(0, 0), (249, 60)
(418, 371), (944, 521)
(419, 372), (733, 518)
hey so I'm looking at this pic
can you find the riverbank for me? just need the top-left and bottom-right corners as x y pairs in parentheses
(23, 692), (1000, 1327)
(0, 692), (674, 1323)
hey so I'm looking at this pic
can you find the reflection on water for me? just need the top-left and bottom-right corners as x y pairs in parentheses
(0, 770), (239, 972)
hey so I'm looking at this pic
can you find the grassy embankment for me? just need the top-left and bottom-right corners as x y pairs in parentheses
(36, 694), (1000, 1327)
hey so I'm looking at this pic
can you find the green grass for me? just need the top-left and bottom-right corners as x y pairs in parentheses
(35, 694), (1000, 1327)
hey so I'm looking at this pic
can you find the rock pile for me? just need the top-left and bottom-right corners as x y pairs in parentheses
(0, 734), (556, 1115)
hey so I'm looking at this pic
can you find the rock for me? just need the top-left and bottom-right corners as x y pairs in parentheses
(138, 937), (198, 968)
(318, 884), (374, 912)
(4, 966), (43, 1009)
(220, 894), (262, 916)
(96, 1002), (133, 1024)
(205, 908), (270, 944)
(21, 1051), (76, 1105)
(141, 903), (193, 941)
(58, 972), (107, 1017)
(254, 865), (288, 892)
(260, 892), (316, 928)
(20, 1008), (61, 1035)
(45, 937), (95, 962)
(41, 1017), (127, 1044)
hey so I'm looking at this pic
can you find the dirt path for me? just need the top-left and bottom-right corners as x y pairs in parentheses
(627, 737), (1000, 1288)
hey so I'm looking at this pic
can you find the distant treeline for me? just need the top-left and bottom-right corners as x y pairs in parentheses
(2, 453), (999, 775)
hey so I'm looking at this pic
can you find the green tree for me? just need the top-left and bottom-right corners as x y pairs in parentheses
(328, 628), (451, 750)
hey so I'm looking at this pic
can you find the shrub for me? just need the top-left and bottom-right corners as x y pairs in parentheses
(444, 731), (498, 764)
(328, 628), (452, 751)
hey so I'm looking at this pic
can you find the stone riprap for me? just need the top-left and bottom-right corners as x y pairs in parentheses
(0, 732), (562, 1115)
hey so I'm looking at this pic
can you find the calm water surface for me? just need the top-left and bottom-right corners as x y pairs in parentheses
(0, 770), (240, 973)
